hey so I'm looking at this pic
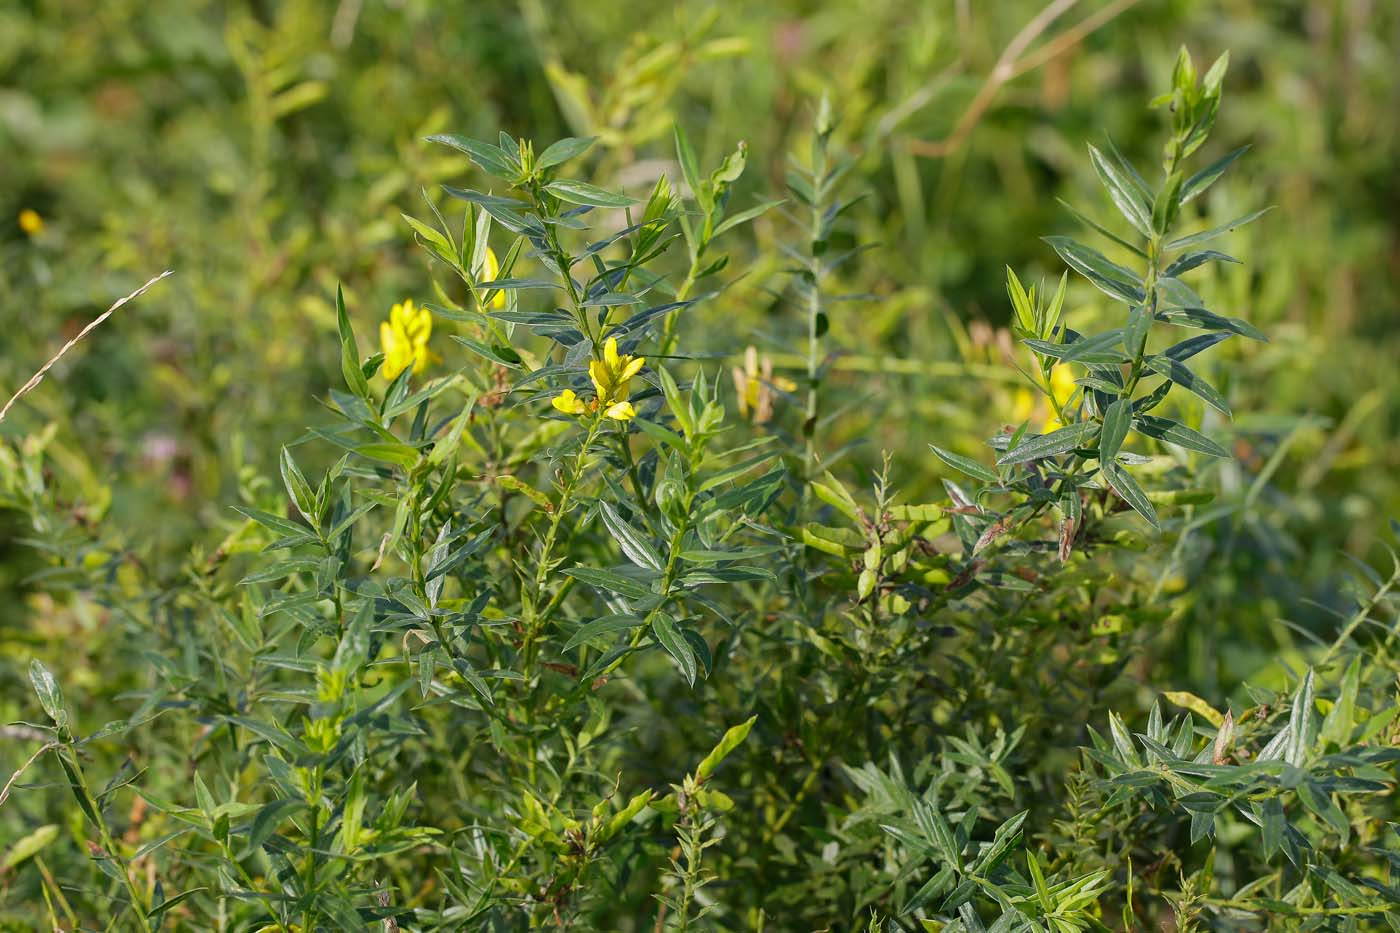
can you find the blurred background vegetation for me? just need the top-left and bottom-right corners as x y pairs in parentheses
(1, 0), (1397, 816)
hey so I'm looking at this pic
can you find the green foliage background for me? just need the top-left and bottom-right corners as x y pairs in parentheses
(2, 0), (1399, 929)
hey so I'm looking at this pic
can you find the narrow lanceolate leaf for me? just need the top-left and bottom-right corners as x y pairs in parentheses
(336, 286), (371, 400)
(599, 502), (664, 572)
(1055, 198), (1147, 259)
(1099, 399), (1133, 462)
(694, 715), (758, 782)
(1025, 329), (1129, 365)
(1134, 415), (1230, 458)
(997, 422), (1098, 465)
(1124, 306), (1152, 358)
(28, 660), (65, 725)
(279, 447), (317, 527)
(545, 179), (639, 208)
(1154, 306), (1267, 341)
(1165, 206), (1272, 251)
(1144, 355), (1232, 417)
(651, 613), (697, 685)
(562, 567), (655, 600)
(1087, 144), (1152, 235)
(1102, 461), (1159, 530)
(1164, 332), (1231, 362)
(1285, 668), (1316, 767)
(1043, 237), (1144, 304)
(674, 124), (706, 211)
(424, 133), (516, 178)
(536, 136), (596, 170)
(563, 614), (643, 652)
(1163, 249), (1239, 278)
(929, 445), (999, 485)
(1180, 145), (1249, 203)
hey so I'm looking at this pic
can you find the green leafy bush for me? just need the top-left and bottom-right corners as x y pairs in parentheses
(4, 23), (1400, 933)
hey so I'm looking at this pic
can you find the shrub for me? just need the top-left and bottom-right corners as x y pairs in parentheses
(4, 45), (1399, 932)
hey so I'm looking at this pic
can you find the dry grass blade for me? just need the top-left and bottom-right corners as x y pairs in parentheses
(0, 270), (173, 424)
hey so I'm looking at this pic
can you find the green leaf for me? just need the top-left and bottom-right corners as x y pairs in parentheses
(1163, 249), (1238, 278)
(1124, 306), (1152, 358)
(1102, 461), (1159, 529)
(599, 502), (664, 572)
(1181, 145), (1249, 203)
(336, 286), (371, 400)
(651, 613), (697, 685)
(1320, 656), (1361, 747)
(1165, 207), (1272, 251)
(28, 659), (65, 726)
(929, 445), (999, 485)
(246, 798), (305, 853)
(1044, 237), (1144, 304)
(997, 422), (1099, 465)
(1026, 329), (1130, 365)
(425, 133), (516, 178)
(1163, 332), (1231, 362)
(2, 824), (60, 870)
(1151, 170), (1184, 235)
(148, 888), (208, 922)
(674, 124), (706, 211)
(1154, 306), (1266, 341)
(1099, 399), (1132, 461)
(1298, 781), (1350, 843)
(562, 566), (655, 599)
(712, 199), (784, 237)
(1133, 415), (1229, 458)
(1285, 668), (1316, 766)
(354, 442), (421, 469)
(279, 447), (318, 527)
(223, 716), (307, 756)
(536, 136), (596, 170)
(1055, 198), (1147, 259)
(563, 614), (644, 652)
(401, 213), (455, 260)
(545, 179), (639, 208)
(694, 715), (757, 781)
(1143, 355), (1232, 417)
(1087, 144), (1151, 235)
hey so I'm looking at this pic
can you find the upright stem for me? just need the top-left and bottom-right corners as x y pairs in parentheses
(522, 418), (603, 673)
(802, 171), (826, 476)
(59, 747), (154, 932)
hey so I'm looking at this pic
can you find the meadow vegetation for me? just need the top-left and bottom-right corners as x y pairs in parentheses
(2, 2), (1399, 929)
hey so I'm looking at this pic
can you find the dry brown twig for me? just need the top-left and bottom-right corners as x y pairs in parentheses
(0, 270), (173, 424)
(907, 0), (1145, 158)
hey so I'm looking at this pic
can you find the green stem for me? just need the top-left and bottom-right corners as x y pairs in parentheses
(58, 747), (154, 932)
(522, 417), (603, 672)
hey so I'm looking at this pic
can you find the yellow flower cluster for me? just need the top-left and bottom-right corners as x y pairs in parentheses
(552, 338), (645, 422)
(18, 209), (43, 236)
(379, 299), (433, 381)
(377, 247), (506, 383)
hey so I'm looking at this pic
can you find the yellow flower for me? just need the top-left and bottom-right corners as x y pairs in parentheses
(481, 247), (506, 310)
(379, 298), (432, 380)
(603, 401), (636, 422)
(1042, 364), (1077, 431)
(18, 209), (43, 236)
(551, 337), (646, 421)
(588, 338), (645, 405)
(551, 389), (586, 415)
(1048, 363), (1076, 401)
(1010, 387), (1037, 426)
(1011, 365), (1077, 431)
(732, 346), (797, 424)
